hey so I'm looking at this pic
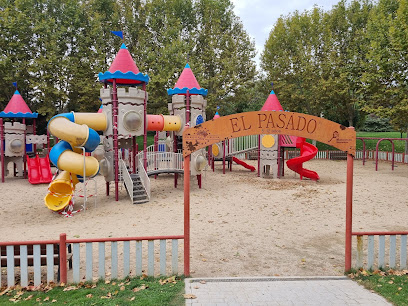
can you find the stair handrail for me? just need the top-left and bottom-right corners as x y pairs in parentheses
(120, 158), (134, 203)
(138, 159), (151, 200)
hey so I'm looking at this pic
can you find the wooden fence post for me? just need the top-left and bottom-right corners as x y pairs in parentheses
(59, 233), (67, 284)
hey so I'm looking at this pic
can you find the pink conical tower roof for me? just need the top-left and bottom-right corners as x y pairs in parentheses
(108, 43), (140, 75)
(4, 90), (32, 114)
(213, 111), (220, 119)
(174, 63), (200, 89)
(99, 43), (150, 85)
(167, 63), (208, 96)
(261, 90), (284, 111)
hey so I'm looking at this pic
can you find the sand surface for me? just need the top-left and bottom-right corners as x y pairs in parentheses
(1, 159), (408, 280)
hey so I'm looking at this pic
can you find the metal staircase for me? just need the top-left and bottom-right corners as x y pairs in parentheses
(130, 173), (149, 204)
(120, 159), (150, 204)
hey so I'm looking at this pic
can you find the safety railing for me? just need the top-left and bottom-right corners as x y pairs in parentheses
(353, 232), (408, 270)
(227, 135), (258, 156)
(138, 159), (150, 200)
(120, 159), (133, 203)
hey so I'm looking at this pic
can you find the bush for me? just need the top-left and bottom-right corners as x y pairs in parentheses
(361, 115), (392, 132)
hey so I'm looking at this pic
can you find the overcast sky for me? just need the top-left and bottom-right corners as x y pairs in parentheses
(230, 0), (342, 67)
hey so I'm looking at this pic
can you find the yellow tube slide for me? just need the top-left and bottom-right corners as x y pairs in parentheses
(45, 112), (107, 211)
(44, 171), (79, 211)
(57, 151), (100, 177)
(74, 113), (107, 131)
(49, 117), (89, 147)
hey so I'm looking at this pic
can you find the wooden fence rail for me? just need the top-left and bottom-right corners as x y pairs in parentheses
(0, 234), (184, 288)
(352, 232), (408, 270)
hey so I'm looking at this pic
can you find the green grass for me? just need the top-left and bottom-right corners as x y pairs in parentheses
(0, 276), (185, 305)
(350, 270), (408, 305)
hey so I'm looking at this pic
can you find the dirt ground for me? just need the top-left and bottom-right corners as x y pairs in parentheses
(1, 159), (407, 279)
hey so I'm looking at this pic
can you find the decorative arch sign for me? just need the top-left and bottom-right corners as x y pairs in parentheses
(182, 111), (356, 276)
(183, 111), (356, 157)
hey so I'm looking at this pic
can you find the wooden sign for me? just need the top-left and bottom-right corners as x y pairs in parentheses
(183, 111), (356, 157)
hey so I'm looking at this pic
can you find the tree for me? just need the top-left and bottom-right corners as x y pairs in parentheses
(363, 0), (408, 132)
(321, 0), (373, 127)
(190, 0), (257, 116)
(261, 7), (327, 116)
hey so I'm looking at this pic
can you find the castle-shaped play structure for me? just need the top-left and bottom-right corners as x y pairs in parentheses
(44, 43), (208, 212)
(0, 88), (52, 184)
(211, 89), (319, 180)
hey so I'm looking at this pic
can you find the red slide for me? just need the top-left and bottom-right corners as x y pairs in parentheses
(27, 155), (53, 184)
(286, 138), (319, 181)
(232, 157), (255, 172)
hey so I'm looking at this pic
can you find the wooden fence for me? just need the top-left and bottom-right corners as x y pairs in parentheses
(353, 232), (408, 270)
(0, 234), (183, 288)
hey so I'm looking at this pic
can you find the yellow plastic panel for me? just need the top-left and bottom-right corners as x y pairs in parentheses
(261, 135), (275, 148)
(212, 143), (220, 157)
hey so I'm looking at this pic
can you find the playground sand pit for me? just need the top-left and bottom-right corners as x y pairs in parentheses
(1, 159), (408, 280)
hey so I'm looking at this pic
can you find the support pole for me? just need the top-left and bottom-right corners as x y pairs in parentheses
(47, 129), (50, 153)
(184, 154), (190, 277)
(0, 118), (4, 183)
(143, 83), (147, 171)
(33, 118), (37, 154)
(345, 151), (354, 272)
(59, 233), (67, 284)
(197, 174), (201, 189)
(23, 118), (27, 179)
(112, 79), (119, 201)
(222, 141), (226, 174)
(257, 135), (261, 177)
(154, 132), (158, 179)
(173, 131), (178, 188)
(132, 136), (137, 173)
(186, 90), (190, 126)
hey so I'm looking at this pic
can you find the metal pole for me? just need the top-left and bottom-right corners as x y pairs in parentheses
(47, 129), (50, 153)
(184, 153), (190, 277)
(257, 135), (261, 177)
(112, 79), (119, 201)
(143, 83), (147, 171)
(222, 141), (225, 174)
(0, 118), (4, 183)
(23, 118), (27, 179)
(33, 118), (37, 153)
(345, 151), (354, 271)
(186, 90), (190, 126)
(132, 136), (137, 173)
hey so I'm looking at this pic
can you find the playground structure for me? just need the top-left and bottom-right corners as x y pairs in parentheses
(0, 89), (51, 184)
(211, 90), (319, 181)
(44, 44), (208, 211)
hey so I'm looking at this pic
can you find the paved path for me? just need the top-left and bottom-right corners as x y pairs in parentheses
(185, 276), (391, 305)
